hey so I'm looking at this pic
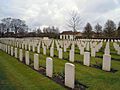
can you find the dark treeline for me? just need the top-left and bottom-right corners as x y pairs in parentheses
(83, 20), (120, 39)
(0, 17), (59, 38)
(0, 17), (120, 39)
(0, 17), (28, 37)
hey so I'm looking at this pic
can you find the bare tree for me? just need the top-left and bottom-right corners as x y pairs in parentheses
(66, 10), (82, 32)
(43, 26), (59, 34)
(11, 19), (28, 34)
(1, 17), (28, 37)
(1, 18), (12, 34)
(36, 28), (42, 34)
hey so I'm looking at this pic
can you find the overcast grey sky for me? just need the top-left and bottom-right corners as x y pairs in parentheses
(0, 0), (120, 32)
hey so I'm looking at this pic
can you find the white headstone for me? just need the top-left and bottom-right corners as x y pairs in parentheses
(19, 43), (21, 48)
(37, 45), (40, 53)
(11, 47), (13, 56)
(22, 43), (24, 49)
(105, 48), (110, 55)
(25, 51), (29, 65)
(58, 48), (62, 59)
(46, 57), (53, 77)
(5, 45), (7, 53)
(17, 42), (19, 48)
(50, 47), (54, 57)
(8, 46), (10, 54)
(19, 49), (23, 61)
(80, 47), (84, 55)
(104, 42), (110, 55)
(15, 48), (17, 58)
(43, 46), (46, 55)
(34, 54), (39, 70)
(32, 45), (35, 52)
(29, 44), (31, 51)
(91, 48), (95, 57)
(84, 52), (90, 66)
(25, 44), (27, 50)
(64, 45), (67, 52)
(86, 42), (89, 51)
(65, 63), (75, 89)
(102, 54), (111, 71)
(69, 50), (74, 62)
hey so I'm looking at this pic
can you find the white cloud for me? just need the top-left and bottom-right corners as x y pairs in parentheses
(0, 0), (120, 32)
(113, 0), (120, 5)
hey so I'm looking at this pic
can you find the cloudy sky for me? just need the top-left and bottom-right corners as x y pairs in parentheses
(0, 0), (120, 32)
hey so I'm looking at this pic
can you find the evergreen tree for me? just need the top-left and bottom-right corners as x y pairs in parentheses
(103, 20), (116, 38)
(117, 22), (120, 38)
(94, 23), (102, 38)
(83, 22), (93, 38)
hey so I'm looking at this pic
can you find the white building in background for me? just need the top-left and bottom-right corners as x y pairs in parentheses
(60, 31), (82, 40)
(43, 37), (49, 40)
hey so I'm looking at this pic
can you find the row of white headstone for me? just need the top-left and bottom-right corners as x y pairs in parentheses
(48, 40), (109, 71)
(0, 43), (75, 89)
(113, 42), (120, 55)
(0, 38), (112, 72)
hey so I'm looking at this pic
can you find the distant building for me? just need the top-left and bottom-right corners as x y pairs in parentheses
(43, 37), (49, 40)
(60, 31), (82, 40)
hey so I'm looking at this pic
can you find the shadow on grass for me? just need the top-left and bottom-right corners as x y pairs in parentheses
(75, 60), (118, 73)
(91, 64), (118, 73)
(16, 56), (88, 90)
(96, 56), (120, 62)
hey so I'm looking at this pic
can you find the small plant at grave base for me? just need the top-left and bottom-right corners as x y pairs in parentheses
(38, 67), (46, 75)
(56, 71), (65, 80)
(75, 44), (77, 47)
(53, 70), (65, 84)
(22, 56), (26, 64)
(75, 79), (88, 90)
(28, 58), (32, 65)
(30, 62), (34, 67)
(75, 60), (83, 64)
(94, 60), (102, 69)
(53, 71), (88, 89)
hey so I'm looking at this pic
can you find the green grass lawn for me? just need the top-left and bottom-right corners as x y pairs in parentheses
(0, 51), (65, 90)
(0, 41), (120, 90)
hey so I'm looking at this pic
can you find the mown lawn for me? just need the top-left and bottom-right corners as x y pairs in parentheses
(0, 51), (65, 90)
(0, 41), (120, 90)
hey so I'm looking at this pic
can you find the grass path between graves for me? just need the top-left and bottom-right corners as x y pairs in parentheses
(1, 41), (120, 90)
(0, 50), (66, 90)
(25, 42), (120, 90)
